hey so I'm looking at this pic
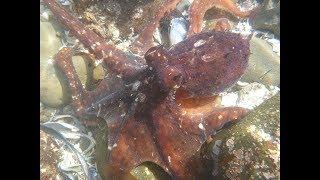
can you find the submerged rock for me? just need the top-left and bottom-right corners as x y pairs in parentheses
(251, 0), (280, 37)
(240, 36), (280, 86)
(203, 93), (280, 179)
(131, 163), (170, 180)
(40, 20), (65, 107)
(40, 20), (105, 107)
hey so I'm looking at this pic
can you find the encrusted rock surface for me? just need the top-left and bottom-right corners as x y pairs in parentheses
(203, 93), (280, 179)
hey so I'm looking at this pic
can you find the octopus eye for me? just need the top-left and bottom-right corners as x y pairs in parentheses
(172, 74), (183, 85)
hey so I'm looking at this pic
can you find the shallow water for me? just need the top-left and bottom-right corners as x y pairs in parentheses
(40, 0), (280, 179)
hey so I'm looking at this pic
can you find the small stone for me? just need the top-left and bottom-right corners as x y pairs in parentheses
(131, 162), (171, 180)
(93, 64), (106, 81)
(131, 165), (156, 179)
(240, 36), (280, 86)
(72, 55), (90, 86)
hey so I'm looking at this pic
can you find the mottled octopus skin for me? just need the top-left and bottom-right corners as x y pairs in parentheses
(146, 31), (250, 96)
(43, 0), (252, 179)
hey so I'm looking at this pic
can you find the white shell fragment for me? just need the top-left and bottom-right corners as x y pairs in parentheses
(220, 82), (280, 110)
(169, 17), (188, 46)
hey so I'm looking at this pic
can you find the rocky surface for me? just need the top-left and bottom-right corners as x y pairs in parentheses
(72, 0), (164, 41)
(251, 0), (280, 37)
(203, 93), (280, 179)
(240, 36), (280, 86)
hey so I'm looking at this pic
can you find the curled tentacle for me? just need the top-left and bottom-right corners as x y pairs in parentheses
(43, 0), (147, 79)
(188, 0), (254, 36)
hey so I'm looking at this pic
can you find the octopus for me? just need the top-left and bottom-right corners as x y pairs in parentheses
(42, 0), (254, 179)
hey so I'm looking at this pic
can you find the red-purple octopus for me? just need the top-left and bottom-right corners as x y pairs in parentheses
(42, 0), (254, 179)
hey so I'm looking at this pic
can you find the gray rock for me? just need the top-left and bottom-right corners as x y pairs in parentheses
(240, 36), (280, 86)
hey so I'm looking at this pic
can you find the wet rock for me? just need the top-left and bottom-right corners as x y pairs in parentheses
(131, 164), (158, 180)
(40, 20), (65, 107)
(40, 20), (105, 107)
(251, 0), (280, 37)
(93, 63), (106, 81)
(203, 93), (280, 179)
(131, 162), (171, 180)
(240, 36), (280, 86)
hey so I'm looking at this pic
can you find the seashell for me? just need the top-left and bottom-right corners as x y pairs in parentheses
(169, 17), (188, 46)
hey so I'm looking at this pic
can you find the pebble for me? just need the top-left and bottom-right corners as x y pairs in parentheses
(240, 36), (280, 86)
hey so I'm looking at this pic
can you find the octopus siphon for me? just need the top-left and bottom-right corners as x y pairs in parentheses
(42, 0), (254, 179)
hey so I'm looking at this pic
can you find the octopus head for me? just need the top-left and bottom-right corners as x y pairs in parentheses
(145, 31), (250, 98)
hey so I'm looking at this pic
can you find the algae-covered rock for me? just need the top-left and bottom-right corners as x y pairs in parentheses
(203, 93), (280, 179)
(241, 36), (280, 86)
(251, 0), (280, 37)
(131, 162), (170, 180)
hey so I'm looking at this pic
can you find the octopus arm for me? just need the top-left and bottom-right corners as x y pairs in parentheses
(43, 0), (146, 78)
(53, 47), (91, 117)
(43, 0), (106, 53)
(131, 0), (182, 56)
(151, 93), (248, 179)
(188, 0), (253, 36)
(104, 117), (170, 179)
